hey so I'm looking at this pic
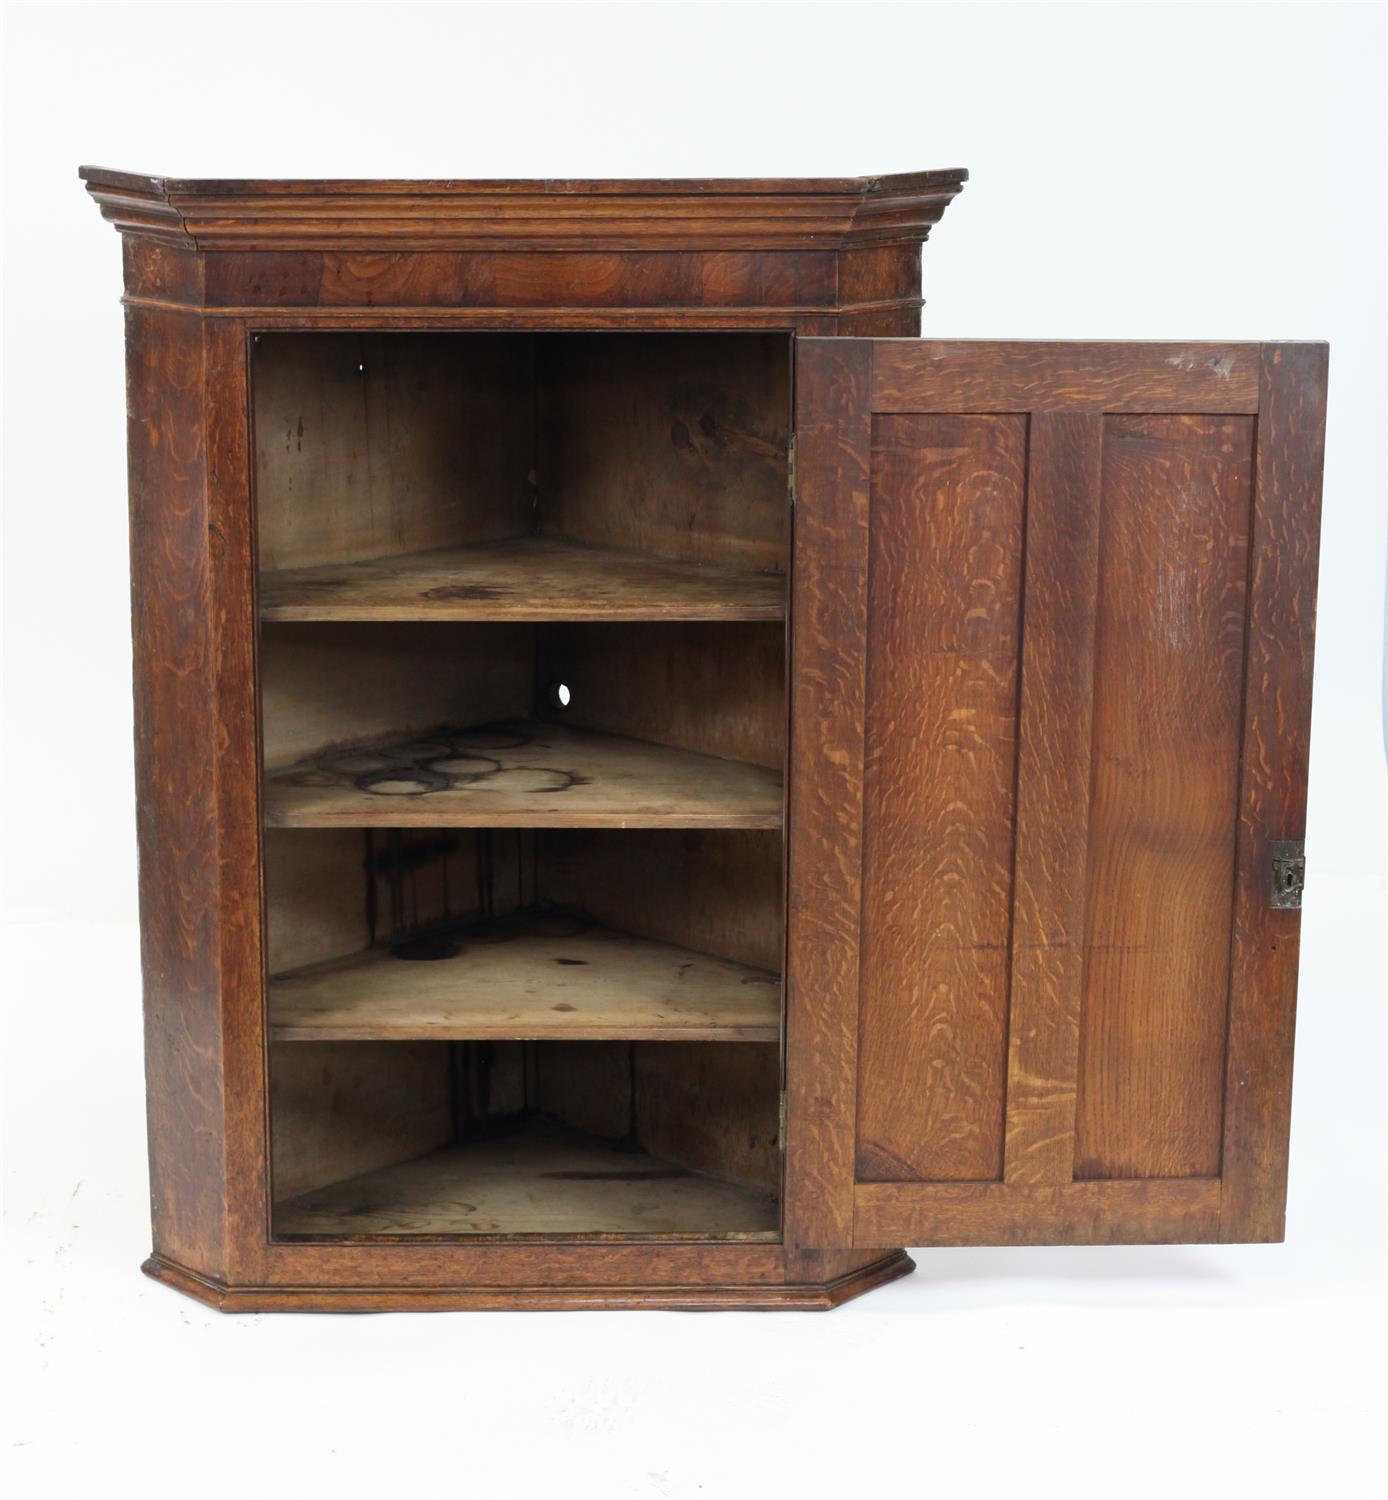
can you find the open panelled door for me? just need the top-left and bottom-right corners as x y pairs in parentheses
(785, 340), (1326, 1250)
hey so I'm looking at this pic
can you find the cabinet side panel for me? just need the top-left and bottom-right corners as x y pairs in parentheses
(855, 415), (1027, 1182)
(784, 340), (872, 1248)
(837, 245), (921, 311)
(126, 307), (228, 1275)
(1074, 415), (1254, 1179)
(836, 244), (923, 336)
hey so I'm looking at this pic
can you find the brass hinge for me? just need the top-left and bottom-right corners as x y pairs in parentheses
(787, 433), (797, 511)
(1271, 840), (1306, 909)
(778, 1090), (788, 1149)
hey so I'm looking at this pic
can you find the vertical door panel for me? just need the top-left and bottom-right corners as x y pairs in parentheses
(856, 414), (1025, 1183)
(785, 341), (1326, 1250)
(1075, 414), (1254, 1180)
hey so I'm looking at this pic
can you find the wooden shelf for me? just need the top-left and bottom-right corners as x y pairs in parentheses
(270, 912), (780, 1042)
(273, 1121), (779, 1239)
(259, 538), (786, 622)
(263, 719), (784, 829)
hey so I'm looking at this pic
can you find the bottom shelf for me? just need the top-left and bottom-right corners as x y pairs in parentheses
(274, 1120), (780, 1240)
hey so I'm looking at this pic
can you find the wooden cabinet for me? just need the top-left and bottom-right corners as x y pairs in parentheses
(82, 167), (1326, 1310)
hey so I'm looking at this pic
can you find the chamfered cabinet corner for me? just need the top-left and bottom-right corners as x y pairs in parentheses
(82, 165), (1325, 1311)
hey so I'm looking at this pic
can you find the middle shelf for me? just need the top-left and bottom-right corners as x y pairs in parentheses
(270, 911), (781, 1043)
(260, 537), (787, 623)
(264, 718), (785, 830)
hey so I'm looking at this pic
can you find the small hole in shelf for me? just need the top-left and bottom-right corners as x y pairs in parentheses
(548, 682), (572, 710)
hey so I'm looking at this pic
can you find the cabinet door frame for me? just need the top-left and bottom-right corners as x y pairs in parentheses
(784, 339), (1327, 1250)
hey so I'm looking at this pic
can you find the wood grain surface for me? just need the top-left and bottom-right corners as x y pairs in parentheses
(124, 310), (268, 1288)
(855, 413), (1025, 1183)
(1073, 414), (1254, 1180)
(854, 1179), (1221, 1246)
(1001, 413), (1103, 1185)
(783, 340), (872, 1250)
(204, 319), (271, 1283)
(871, 341), (1261, 413)
(220, 249), (840, 312)
(142, 1249), (914, 1311)
(126, 305), (231, 1277)
(1219, 344), (1327, 1240)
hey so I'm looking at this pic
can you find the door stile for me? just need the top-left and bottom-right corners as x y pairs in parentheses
(1219, 343), (1327, 1241)
(1001, 412), (1105, 1186)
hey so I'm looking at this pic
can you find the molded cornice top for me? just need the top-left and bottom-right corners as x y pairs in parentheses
(79, 168), (968, 252)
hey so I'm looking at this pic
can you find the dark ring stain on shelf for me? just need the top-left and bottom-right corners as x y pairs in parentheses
(421, 753), (504, 779)
(530, 769), (590, 794)
(305, 724), (599, 799)
(355, 766), (452, 795)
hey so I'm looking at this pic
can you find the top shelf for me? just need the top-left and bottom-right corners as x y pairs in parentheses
(259, 538), (786, 623)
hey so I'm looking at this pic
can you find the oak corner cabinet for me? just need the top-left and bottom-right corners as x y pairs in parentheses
(81, 165), (1326, 1312)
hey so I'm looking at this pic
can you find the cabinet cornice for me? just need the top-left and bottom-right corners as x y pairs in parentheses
(79, 167), (968, 253)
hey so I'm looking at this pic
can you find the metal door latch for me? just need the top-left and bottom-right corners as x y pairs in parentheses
(1270, 840), (1306, 909)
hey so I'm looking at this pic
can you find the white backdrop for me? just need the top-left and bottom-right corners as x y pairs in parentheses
(3, 4), (1384, 1498)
